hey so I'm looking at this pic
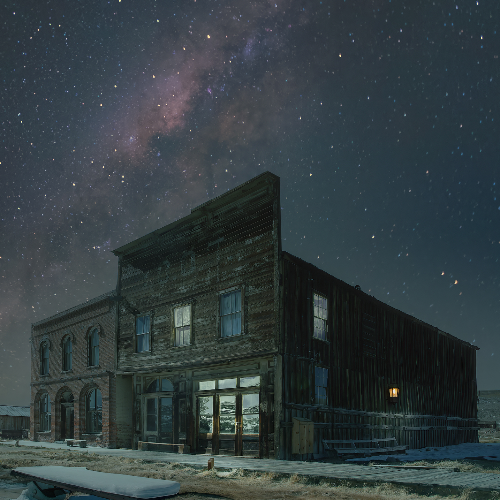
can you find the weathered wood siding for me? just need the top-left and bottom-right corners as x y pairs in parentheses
(279, 252), (478, 459)
(116, 175), (280, 370)
(114, 172), (281, 456)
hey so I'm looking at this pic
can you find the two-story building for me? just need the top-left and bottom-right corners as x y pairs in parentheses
(30, 292), (117, 447)
(31, 171), (478, 458)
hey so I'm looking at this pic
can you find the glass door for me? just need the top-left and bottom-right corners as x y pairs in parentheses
(218, 395), (237, 455)
(241, 393), (259, 456)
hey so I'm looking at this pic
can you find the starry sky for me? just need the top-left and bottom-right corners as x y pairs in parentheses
(1, 0), (498, 406)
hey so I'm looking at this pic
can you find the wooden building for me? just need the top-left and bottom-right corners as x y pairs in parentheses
(31, 171), (478, 457)
(111, 171), (478, 458)
(0, 405), (30, 439)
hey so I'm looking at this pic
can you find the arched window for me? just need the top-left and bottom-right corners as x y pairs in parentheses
(88, 328), (99, 366)
(145, 377), (174, 393)
(62, 336), (72, 371)
(40, 342), (49, 375)
(40, 393), (51, 431)
(86, 388), (102, 433)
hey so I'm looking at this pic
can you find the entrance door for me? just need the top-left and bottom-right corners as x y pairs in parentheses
(60, 392), (74, 440)
(218, 395), (237, 455)
(197, 393), (260, 456)
(241, 393), (259, 456)
(144, 396), (173, 443)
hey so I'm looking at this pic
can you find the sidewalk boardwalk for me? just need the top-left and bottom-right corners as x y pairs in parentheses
(4, 441), (500, 494)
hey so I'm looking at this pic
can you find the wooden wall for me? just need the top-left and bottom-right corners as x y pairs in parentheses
(279, 252), (478, 459)
(113, 172), (281, 455)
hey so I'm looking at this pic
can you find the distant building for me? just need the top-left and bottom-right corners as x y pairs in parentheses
(30, 172), (479, 458)
(0, 405), (30, 439)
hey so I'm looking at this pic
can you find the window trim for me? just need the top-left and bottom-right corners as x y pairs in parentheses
(62, 335), (72, 372)
(86, 388), (102, 434)
(136, 314), (152, 353)
(39, 393), (51, 432)
(88, 327), (100, 367)
(218, 285), (245, 339)
(173, 303), (192, 347)
(312, 291), (328, 341)
(40, 341), (50, 376)
(314, 366), (328, 406)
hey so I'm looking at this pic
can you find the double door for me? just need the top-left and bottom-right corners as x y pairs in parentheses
(143, 396), (173, 443)
(198, 392), (259, 456)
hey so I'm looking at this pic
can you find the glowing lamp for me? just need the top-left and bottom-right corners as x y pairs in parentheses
(388, 387), (400, 402)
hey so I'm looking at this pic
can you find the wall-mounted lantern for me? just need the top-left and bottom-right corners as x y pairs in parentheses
(388, 386), (400, 403)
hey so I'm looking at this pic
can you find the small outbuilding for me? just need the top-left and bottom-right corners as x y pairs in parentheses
(0, 405), (30, 439)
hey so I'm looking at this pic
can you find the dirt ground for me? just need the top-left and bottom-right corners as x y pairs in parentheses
(1, 444), (500, 500)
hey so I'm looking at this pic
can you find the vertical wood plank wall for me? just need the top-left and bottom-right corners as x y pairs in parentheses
(279, 253), (478, 460)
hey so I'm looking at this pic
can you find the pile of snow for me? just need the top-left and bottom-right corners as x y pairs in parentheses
(348, 442), (500, 462)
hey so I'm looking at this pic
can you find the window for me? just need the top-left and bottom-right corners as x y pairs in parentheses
(86, 388), (102, 433)
(220, 289), (242, 337)
(145, 377), (174, 393)
(199, 396), (213, 433)
(136, 315), (150, 352)
(313, 293), (328, 340)
(174, 305), (191, 346)
(88, 328), (99, 366)
(40, 342), (49, 375)
(62, 336), (72, 371)
(40, 393), (51, 431)
(199, 380), (216, 391)
(315, 366), (328, 405)
(218, 378), (237, 389)
(242, 393), (260, 434)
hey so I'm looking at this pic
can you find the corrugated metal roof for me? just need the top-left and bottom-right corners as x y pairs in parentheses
(0, 405), (30, 417)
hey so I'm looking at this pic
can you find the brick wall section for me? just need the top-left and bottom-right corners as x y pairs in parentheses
(30, 292), (117, 447)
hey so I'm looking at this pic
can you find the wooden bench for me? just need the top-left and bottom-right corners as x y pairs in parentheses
(11, 465), (180, 500)
(65, 439), (87, 448)
(323, 437), (408, 457)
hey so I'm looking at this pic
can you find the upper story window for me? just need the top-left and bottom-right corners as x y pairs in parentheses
(313, 293), (328, 340)
(40, 342), (49, 375)
(136, 315), (150, 352)
(220, 289), (242, 338)
(62, 336), (72, 371)
(86, 388), (102, 433)
(315, 366), (328, 405)
(174, 304), (191, 346)
(39, 393), (51, 431)
(88, 328), (99, 366)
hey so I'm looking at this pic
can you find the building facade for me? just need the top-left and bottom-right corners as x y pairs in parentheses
(30, 172), (478, 458)
(30, 292), (117, 447)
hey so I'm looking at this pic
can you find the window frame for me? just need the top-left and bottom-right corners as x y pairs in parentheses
(173, 303), (191, 347)
(136, 314), (151, 353)
(88, 328), (100, 367)
(40, 341), (49, 375)
(62, 336), (72, 372)
(314, 366), (328, 406)
(218, 286), (244, 339)
(86, 388), (102, 434)
(39, 393), (51, 432)
(313, 292), (328, 341)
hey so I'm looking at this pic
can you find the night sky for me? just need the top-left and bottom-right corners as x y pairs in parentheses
(1, 0), (498, 406)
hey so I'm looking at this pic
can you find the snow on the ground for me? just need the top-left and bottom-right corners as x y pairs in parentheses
(347, 442), (500, 462)
(5, 438), (500, 465)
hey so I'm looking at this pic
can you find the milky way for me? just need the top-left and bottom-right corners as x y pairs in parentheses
(1, 0), (499, 405)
